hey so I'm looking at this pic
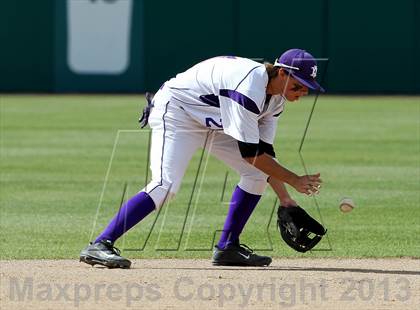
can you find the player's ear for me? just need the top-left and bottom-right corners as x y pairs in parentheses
(278, 68), (286, 77)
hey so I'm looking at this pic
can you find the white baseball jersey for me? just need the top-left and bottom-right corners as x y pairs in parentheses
(144, 56), (287, 208)
(165, 56), (285, 144)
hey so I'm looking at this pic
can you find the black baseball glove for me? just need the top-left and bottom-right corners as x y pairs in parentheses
(277, 205), (327, 253)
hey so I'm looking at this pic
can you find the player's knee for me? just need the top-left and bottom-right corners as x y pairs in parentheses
(238, 177), (268, 195)
(142, 179), (176, 210)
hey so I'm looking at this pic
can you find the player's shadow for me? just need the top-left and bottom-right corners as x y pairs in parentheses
(141, 266), (420, 276)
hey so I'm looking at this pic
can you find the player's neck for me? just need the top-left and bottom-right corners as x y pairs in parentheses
(266, 81), (284, 95)
(266, 81), (275, 95)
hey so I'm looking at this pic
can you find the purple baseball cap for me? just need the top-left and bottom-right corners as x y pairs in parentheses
(274, 49), (325, 92)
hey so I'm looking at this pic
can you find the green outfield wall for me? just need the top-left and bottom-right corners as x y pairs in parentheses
(1, 0), (419, 93)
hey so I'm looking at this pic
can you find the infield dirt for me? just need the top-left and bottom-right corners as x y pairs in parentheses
(1, 258), (419, 310)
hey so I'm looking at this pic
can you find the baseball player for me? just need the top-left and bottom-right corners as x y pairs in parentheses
(80, 49), (325, 269)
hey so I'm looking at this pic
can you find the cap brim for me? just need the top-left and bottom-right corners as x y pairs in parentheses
(291, 73), (325, 93)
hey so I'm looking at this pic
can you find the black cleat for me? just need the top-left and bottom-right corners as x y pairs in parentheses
(80, 240), (131, 269)
(212, 243), (272, 267)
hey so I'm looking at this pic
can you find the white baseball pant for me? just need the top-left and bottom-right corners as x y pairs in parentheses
(142, 87), (268, 209)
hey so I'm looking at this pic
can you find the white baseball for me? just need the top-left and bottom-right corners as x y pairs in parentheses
(339, 198), (355, 213)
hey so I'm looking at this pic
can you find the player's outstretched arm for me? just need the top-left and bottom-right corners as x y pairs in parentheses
(244, 153), (321, 195)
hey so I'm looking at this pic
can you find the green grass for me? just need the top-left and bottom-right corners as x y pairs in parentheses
(0, 95), (419, 259)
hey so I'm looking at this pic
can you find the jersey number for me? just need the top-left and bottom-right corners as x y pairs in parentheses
(205, 117), (223, 128)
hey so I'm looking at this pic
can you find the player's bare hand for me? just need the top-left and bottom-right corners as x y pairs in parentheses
(292, 173), (322, 195)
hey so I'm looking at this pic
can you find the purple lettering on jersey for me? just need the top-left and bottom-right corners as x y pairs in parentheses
(219, 89), (260, 114)
(199, 94), (220, 107)
(205, 117), (223, 128)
